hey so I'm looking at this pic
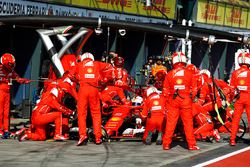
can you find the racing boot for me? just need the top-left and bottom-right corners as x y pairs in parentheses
(15, 128), (26, 136)
(145, 131), (153, 145)
(18, 133), (28, 142)
(15, 128), (26, 140)
(206, 136), (216, 143)
(77, 135), (88, 146)
(64, 133), (69, 139)
(163, 143), (170, 150)
(212, 129), (221, 142)
(54, 134), (69, 141)
(229, 140), (236, 146)
(188, 145), (200, 150)
(95, 138), (102, 145)
(1, 131), (10, 139)
(18, 128), (32, 142)
(10, 132), (16, 139)
(156, 132), (163, 145)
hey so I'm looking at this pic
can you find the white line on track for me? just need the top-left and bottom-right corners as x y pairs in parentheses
(193, 146), (250, 167)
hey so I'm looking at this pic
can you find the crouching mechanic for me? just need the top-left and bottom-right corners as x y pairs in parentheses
(192, 102), (221, 142)
(0, 53), (30, 139)
(17, 75), (75, 141)
(192, 70), (221, 142)
(100, 85), (130, 108)
(69, 52), (113, 146)
(162, 52), (199, 150)
(140, 86), (165, 145)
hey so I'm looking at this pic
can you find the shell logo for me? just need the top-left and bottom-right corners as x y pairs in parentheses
(176, 79), (183, 84)
(87, 68), (93, 73)
(239, 80), (245, 85)
(111, 117), (121, 122)
(153, 100), (159, 105)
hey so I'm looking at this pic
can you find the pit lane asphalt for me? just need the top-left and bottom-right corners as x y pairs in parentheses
(0, 135), (249, 167)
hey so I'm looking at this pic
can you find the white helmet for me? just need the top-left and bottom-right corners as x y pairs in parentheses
(172, 52), (187, 65)
(200, 69), (211, 78)
(146, 87), (158, 97)
(80, 52), (94, 61)
(238, 52), (250, 65)
(131, 96), (143, 106)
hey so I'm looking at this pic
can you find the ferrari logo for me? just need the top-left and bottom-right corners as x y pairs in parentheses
(87, 68), (93, 73)
(239, 80), (245, 85)
(176, 79), (183, 84)
(153, 100), (159, 105)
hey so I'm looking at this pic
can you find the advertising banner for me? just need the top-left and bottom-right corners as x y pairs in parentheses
(197, 0), (250, 29)
(225, 6), (246, 28)
(248, 11), (250, 29)
(49, 0), (177, 19)
(240, 8), (248, 28)
(0, 0), (169, 24)
(219, 0), (250, 8)
(0, 0), (85, 16)
(197, 1), (225, 25)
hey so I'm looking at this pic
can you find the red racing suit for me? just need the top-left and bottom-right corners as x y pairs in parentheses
(192, 78), (230, 137)
(192, 102), (220, 141)
(186, 64), (203, 104)
(191, 73), (219, 140)
(154, 70), (167, 90)
(48, 54), (77, 80)
(140, 92), (165, 141)
(71, 59), (113, 140)
(196, 78), (223, 114)
(196, 78), (233, 132)
(47, 54), (77, 136)
(162, 63), (197, 147)
(100, 85), (128, 107)
(214, 79), (234, 132)
(230, 65), (250, 142)
(113, 67), (130, 90)
(0, 64), (29, 132)
(27, 84), (73, 141)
